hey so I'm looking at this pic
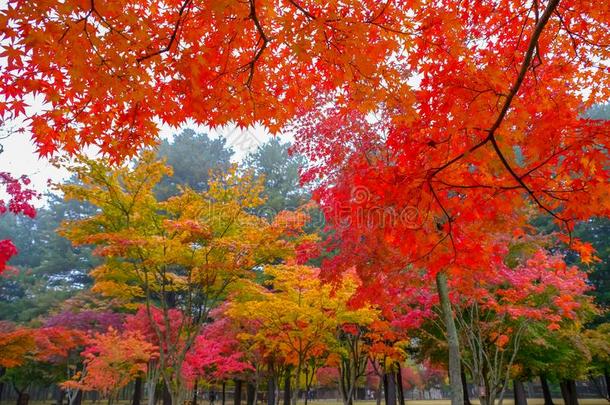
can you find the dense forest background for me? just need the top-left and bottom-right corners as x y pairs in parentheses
(0, 130), (309, 323)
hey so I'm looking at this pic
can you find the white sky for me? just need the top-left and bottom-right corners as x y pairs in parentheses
(0, 122), (278, 207)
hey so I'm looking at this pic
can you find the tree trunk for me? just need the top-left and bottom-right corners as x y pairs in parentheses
(540, 376), (554, 405)
(283, 372), (291, 405)
(604, 369), (610, 400)
(267, 375), (276, 405)
(513, 380), (527, 405)
(73, 390), (83, 405)
(0, 367), (5, 403)
(560, 380), (578, 405)
(291, 365), (300, 405)
(247, 383), (255, 405)
(56, 387), (66, 405)
(436, 271), (464, 405)
(234, 380), (243, 405)
(375, 378), (382, 405)
(222, 383), (226, 405)
(384, 373), (396, 405)
(16, 391), (30, 405)
(396, 368), (405, 405)
(133, 377), (143, 405)
(192, 380), (197, 405)
(461, 368), (471, 405)
(163, 383), (172, 405)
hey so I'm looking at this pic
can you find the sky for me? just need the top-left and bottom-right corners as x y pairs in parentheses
(0, 121), (278, 207)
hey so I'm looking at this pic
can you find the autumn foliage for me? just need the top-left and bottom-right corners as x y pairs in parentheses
(0, 0), (608, 404)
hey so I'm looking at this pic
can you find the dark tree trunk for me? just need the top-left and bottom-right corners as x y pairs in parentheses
(384, 373), (397, 405)
(222, 383), (226, 405)
(74, 390), (83, 405)
(267, 375), (275, 405)
(396, 368), (405, 405)
(461, 368), (471, 405)
(540, 376), (554, 405)
(560, 380), (578, 405)
(57, 387), (66, 405)
(132, 377), (143, 405)
(246, 383), (255, 405)
(192, 380), (198, 405)
(513, 380), (527, 405)
(163, 383), (172, 405)
(0, 367), (5, 403)
(604, 369), (610, 400)
(234, 380), (243, 405)
(16, 391), (30, 405)
(283, 373), (291, 405)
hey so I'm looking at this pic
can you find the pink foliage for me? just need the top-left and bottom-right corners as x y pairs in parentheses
(316, 366), (340, 388)
(0, 172), (37, 273)
(183, 317), (253, 385)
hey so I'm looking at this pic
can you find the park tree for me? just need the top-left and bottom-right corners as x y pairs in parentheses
(227, 265), (378, 405)
(2, 2), (610, 404)
(0, 324), (87, 405)
(156, 129), (234, 200)
(0, 190), (98, 322)
(62, 327), (157, 403)
(583, 323), (610, 400)
(0, 172), (37, 272)
(451, 248), (592, 405)
(59, 151), (313, 405)
(244, 138), (309, 216)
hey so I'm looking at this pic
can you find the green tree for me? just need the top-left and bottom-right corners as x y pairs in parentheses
(156, 129), (234, 200)
(244, 138), (308, 217)
(0, 190), (98, 322)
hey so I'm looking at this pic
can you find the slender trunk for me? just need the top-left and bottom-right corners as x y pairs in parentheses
(247, 383), (255, 405)
(146, 364), (158, 405)
(57, 387), (66, 405)
(384, 373), (396, 405)
(604, 369), (610, 400)
(339, 360), (349, 405)
(461, 368), (471, 405)
(375, 378), (382, 405)
(192, 380), (197, 405)
(0, 367), (4, 403)
(396, 368), (405, 405)
(73, 390), (83, 405)
(274, 375), (280, 405)
(540, 376), (554, 405)
(163, 383), (172, 405)
(234, 380), (243, 405)
(267, 375), (276, 405)
(436, 271), (464, 405)
(222, 383), (226, 405)
(283, 372), (291, 405)
(291, 365), (300, 405)
(513, 380), (527, 405)
(133, 377), (143, 405)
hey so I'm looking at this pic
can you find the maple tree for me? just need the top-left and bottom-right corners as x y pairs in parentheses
(0, 322), (35, 369)
(450, 248), (592, 405)
(226, 265), (381, 405)
(0, 171), (37, 273)
(0, 1), (609, 403)
(0, 322), (88, 405)
(62, 327), (157, 402)
(59, 151), (313, 405)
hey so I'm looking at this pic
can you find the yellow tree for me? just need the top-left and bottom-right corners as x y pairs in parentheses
(227, 265), (377, 405)
(60, 151), (312, 405)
